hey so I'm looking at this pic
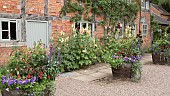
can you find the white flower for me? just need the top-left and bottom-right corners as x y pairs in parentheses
(60, 31), (65, 36)
(82, 49), (87, 53)
(6, 88), (9, 92)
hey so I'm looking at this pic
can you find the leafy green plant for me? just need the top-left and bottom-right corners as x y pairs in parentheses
(56, 31), (102, 72)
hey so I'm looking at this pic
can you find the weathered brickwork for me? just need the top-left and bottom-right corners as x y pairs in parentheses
(0, 0), (20, 14)
(0, 46), (26, 65)
(26, 0), (44, 15)
(134, 10), (151, 49)
(48, 0), (62, 16)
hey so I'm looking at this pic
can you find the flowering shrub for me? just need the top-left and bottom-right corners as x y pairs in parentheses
(56, 31), (102, 72)
(0, 42), (61, 95)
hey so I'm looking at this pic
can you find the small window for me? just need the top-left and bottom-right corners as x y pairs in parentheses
(124, 0), (131, 3)
(74, 22), (96, 37)
(142, 24), (147, 35)
(1, 20), (17, 40)
(132, 24), (136, 37)
(146, 1), (149, 10)
(141, 0), (145, 8)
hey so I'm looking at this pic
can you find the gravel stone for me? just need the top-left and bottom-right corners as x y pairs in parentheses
(55, 64), (170, 96)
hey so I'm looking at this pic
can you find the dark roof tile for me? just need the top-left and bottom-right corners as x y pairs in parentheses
(151, 3), (170, 16)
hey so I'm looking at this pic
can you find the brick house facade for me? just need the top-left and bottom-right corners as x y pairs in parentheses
(0, 0), (151, 65)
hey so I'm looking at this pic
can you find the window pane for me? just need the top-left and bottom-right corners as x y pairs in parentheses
(144, 25), (146, 29)
(10, 22), (17, 40)
(2, 31), (9, 39)
(2, 21), (8, 30)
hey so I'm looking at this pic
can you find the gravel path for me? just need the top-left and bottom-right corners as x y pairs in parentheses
(55, 64), (170, 96)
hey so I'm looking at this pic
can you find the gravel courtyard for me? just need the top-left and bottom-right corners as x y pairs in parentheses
(55, 55), (170, 96)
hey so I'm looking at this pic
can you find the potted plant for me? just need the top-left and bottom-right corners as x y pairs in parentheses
(150, 39), (170, 64)
(102, 38), (142, 81)
(0, 42), (61, 96)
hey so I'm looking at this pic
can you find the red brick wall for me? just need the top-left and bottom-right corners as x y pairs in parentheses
(0, 46), (26, 65)
(51, 20), (73, 41)
(134, 10), (151, 49)
(48, 0), (62, 16)
(26, 0), (44, 15)
(95, 25), (104, 39)
(0, 0), (20, 14)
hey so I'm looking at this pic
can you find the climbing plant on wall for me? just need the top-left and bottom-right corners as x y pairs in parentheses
(60, 0), (139, 35)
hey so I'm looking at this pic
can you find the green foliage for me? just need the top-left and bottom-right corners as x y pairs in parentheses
(60, 0), (139, 26)
(56, 31), (102, 72)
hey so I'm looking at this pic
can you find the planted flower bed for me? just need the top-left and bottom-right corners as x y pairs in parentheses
(0, 42), (61, 96)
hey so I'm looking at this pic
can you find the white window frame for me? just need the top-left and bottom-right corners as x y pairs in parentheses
(141, 0), (145, 8)
(142, 24), (148, 35)
(132, 24), (137, 37)
(0, 18), (20, 42)
(123, 0), (131, 3)
(146, 1), (149, 10)
(73, 21), (95, 37)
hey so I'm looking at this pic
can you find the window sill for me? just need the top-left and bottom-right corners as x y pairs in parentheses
(0, 41), (26, 47)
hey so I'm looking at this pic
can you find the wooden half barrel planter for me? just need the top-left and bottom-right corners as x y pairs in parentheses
(152, 52), (167, 64)
(1, 89), (50, 96)
(111, 63), (141, 81)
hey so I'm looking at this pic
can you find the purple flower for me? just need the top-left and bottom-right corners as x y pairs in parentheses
(16, 87), (19, 91)
(131, 59), (136, 63)
(30, 76), (36, 82)
(18, 80), (23, 85)
(8, 78), (14, 86)
(135, 55), (139, 60)
(122, 57), (129, 62)
(23, 79), (29, 84)
(2, 76), (6, 80)
(139, 55), (142, 59)
(112, 55), (117, 59)
(2, 79), (6, 85)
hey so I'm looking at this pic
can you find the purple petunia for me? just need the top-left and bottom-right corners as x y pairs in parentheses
(2, 79), (6, 85)
(112, 55), (117, 59)
(8, 78), (15, 86)
(23, 79), (29, 84)
(16, 87), (19, 91)
(30, 76), (36, 83)
(131, 59), (136, 63)
(2, 76), (6, 80)
(18, 80), (23, 85)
